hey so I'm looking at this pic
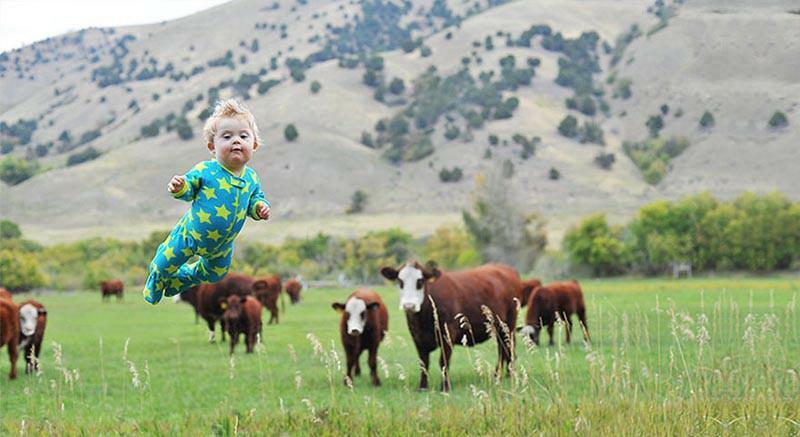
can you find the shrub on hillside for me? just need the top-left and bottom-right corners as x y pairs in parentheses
(67, 146), (102, 166)
(563, 214), (628, 276)
(0, 249), (46, 291)
(768, 111), (788, 128)
(346, 190), (367, 214)
(284, 124), (299, 141)
(423, 226), (481, 269)
(558, 115), (579, 138)
(699, 110), (715, 129)
(0, 156), (38, 185)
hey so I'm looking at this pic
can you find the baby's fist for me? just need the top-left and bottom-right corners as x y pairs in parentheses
(167, 175), (185, 193)
(256, 203), (271, 221)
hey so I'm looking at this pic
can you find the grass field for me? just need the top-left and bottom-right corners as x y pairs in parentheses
(1, 277), (799, 435)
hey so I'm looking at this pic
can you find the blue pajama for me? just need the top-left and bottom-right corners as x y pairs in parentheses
(143, 160), (269, 304)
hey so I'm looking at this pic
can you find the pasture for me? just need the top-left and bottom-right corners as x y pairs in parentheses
(1, 277), (799, 435)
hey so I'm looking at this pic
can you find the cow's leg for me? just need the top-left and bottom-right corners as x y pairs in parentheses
(417, 350), (431, 391)
(547, 322), (555, 346)
(220, 319), (227, 342)
(577, 306), (590, 343)
(439, 343), (453, 392)
(229, 330), (237, 355)
(8, 339), (18, 380)
(24, 344), (34, 374)
(344, 347), (356, 385)
(564, 312), (573, 344)
(368, 345), (380, 386)
(204, 316), (216, 342)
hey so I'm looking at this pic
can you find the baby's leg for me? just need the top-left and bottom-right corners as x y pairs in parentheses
(143, 233), (195, 304)
(171, 243), (234, 291)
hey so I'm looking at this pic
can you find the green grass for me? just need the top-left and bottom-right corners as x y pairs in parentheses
(1, 277), (799, 435)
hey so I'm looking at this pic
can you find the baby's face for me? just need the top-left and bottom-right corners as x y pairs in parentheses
(208, 117), (257, 173)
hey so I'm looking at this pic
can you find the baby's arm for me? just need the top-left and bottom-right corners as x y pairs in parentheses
(248, 173), (271, 221)
(170, 163), (205, 201)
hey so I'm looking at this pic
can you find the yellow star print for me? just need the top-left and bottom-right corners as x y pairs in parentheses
(181, 247), (193, 257)
(202, 186), (217, 200)
(197, 247), (208, 256)
(217, 178), (233, 192)
(189, 229), (202, 240)
(206, 229), (222, 242)
(212, 266), (228, 277)
(236, 209), (246, 220)
(165, 265), (179, 274)
(193, 162), (208, 172)
(163, 247), (175, 261)
(170, 278), (183, 289)
(196, 209), (211, 224)
(215, 204), (231, 220)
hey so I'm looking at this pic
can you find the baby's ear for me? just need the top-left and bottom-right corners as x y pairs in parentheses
(207, 142), (215, 155)
(252, 140), (260, 151)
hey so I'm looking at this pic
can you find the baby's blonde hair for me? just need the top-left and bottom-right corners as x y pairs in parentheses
(203, 99), (262, 146)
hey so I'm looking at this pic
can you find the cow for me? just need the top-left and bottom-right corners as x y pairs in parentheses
(0, 298), (20, 379)
(520, 278), (542, 308)
(0, 287), (12, 301)
(220, 295), (263, 354)
(252, 275), (282, 324)
(18, 299), (47, 374)
(380, 261), (521, 392)
(175, 272), (254, 342)
(99, 279), (124, 302)
(285, 279), (302, 305)
(518, 280), (589, 346)
(331, 288), (389, 386)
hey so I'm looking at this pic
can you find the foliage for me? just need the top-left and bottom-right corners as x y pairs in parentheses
(284, 124), (299, 142)
(0, 219), (22, 239)
(67, 146), (102, 166)
(563, 214), (628, 276)
(699, 111), (715, 129)
(0, 248), (46, 291)
(645, 115), (664, 138)
(346, 190), (367, 214)
(423, 225), (481, 269)
(310, 80), (322, 94)
(0, 156), (39, 185)
(594, 152), (615, 170)
(768, 111), (788, 128)
(558, 115), (579, 138)
(438, 166), (463, 182)
(623, 136), (689, 184)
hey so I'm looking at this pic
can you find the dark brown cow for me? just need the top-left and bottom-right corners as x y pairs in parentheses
(0, 287), (12, 301)
(99, 279), (124, 302)
(285, 279), (302, 304)
(519, 280), (589, 346)
(220, 295), (263, 354)
(380, 261), (521, 392)
(18, 299), (47, 374)
(175, 272), (254, 342)
(0, 298), (20, 379)
(520, 278), (542, 308)
(332, 288), (389, 386)
(253, 275), (281, 324)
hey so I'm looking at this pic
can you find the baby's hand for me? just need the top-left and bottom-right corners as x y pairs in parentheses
(256, 203), (271, 221)
(167, 175), (185, 193)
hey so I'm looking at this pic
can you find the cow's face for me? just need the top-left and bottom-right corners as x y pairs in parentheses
(332, 298), (380, 336)
(19, 304), (39, 337)
(518, 324), (541, 345)
(221, 295), (245, 320)
(380, 261), (440, 313)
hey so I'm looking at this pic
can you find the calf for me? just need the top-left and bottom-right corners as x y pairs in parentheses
(332, 288), (389, 386)
(0, 287), (11, 301)
(18, 299), (47, 374)
(520, 278), (542, 308)
(285, 279), (302, 304)
(519, 280), (589, 346)
(99, 279), (124, 302)
(221, 295), (262, 354)
(253, 275), (282, 324)
(380, 261), (521, 392)
(175, 272), (254, 342)
(0, 298), (19, 379)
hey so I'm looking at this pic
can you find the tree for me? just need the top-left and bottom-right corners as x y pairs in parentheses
(424, 226), (481, 269)
(768, 111), (788, 128)
(389, 77), (405, 94)
(284, 124), (299, 141)
(0, 156), (38, 185)
(346, 190), (367, 214)
(563, 214), (628, 276)
(462, 165), (547, 272)
(699, 110), (715, 128)
(0, 219), (22, 239)
(558, 115), (579, 138)
(0, 249), (46, 291)
(310, 80), (322, 94)
(646, 115), (664, 138)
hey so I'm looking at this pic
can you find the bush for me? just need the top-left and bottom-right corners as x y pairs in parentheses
(439, 166), (463, 182)
(284, 124), (299, 141)
(549, 167), (560, 180)
(563, 214), (627, 276)
(0, 220), (22, 239)
(0, 249), (47, 291)
(0, 156), (38, 185)
(594, 152), (615, 169)
(423, 226), (481, 269)
(558, 115), (579, 138)
(645, 115), (664, 138)
(389, 77), (405, 94)
(67, 146), (102, 166)
(346, 190), (367, 214)
(310, 80), (321, 94)
(768, 111), (788, 128)
(257, 79), (281, 95)
(699, 111), (715, 128)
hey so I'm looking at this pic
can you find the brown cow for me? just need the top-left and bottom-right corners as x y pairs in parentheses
(18, 299), (47, 374)
(285, 279), (302, 305)
(0, 287), (12, 301)
(380, 261), (521, 392)
(253, 275), (281, 324)
(331, 288), (389, 386)
(220, 295), (263, 354)
(519, 280), (589, 346)
(0, 298), (20, 379)
(99, 279), (124, 302)
(175, 272), (254, 342)
(520, 278), (542, 308)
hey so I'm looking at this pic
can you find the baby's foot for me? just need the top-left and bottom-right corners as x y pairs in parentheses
(143, 286), (162, 305)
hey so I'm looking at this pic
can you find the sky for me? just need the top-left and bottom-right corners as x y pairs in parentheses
(0, 0), (232, 53)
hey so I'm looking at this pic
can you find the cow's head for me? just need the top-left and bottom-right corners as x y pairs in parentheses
(19, 303), (45, 337)
(380, 260), (440, 313)
(517, 322), (542, 345)
(332, 297), (380, 336)
(220, 295), (246, 321)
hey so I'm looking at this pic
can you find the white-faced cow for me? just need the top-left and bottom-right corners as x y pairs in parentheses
(380, 261), (522, 392)
(331, 288), (389, 386)
(0, 297), (20, 379)
(18, 299), (47, 373)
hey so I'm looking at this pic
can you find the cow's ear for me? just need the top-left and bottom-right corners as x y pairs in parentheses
(422, 267), (441, 281)
(379, 267), (398, 281)
(331, 302), (345, 312)
(38, 308), (47, 316)
(239, 295), (248, 304)
(366, 302), (380, 311)
(219, 298), (228, 310)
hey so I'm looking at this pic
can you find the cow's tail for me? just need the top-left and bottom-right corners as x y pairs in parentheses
(280, 290), (286, 314)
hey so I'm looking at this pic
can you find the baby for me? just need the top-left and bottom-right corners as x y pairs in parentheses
(143, 99), (271, 305)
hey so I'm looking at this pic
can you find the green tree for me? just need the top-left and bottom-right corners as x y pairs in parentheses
(0, 219), (22, 239)
(699, 111), (715, 128)
(0, 249), (46, 291)
(284, 124), (299, 141)
(563, 214), (627, 276)
(310, 80), (321, 94)
(0, 156), (39, 185)
(558, 115), (579, 138)
(768, 111), (788, 128)
(424, 226), (481, 269)
(346, 190), (367, 214)
(645, 115), (664, 138)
